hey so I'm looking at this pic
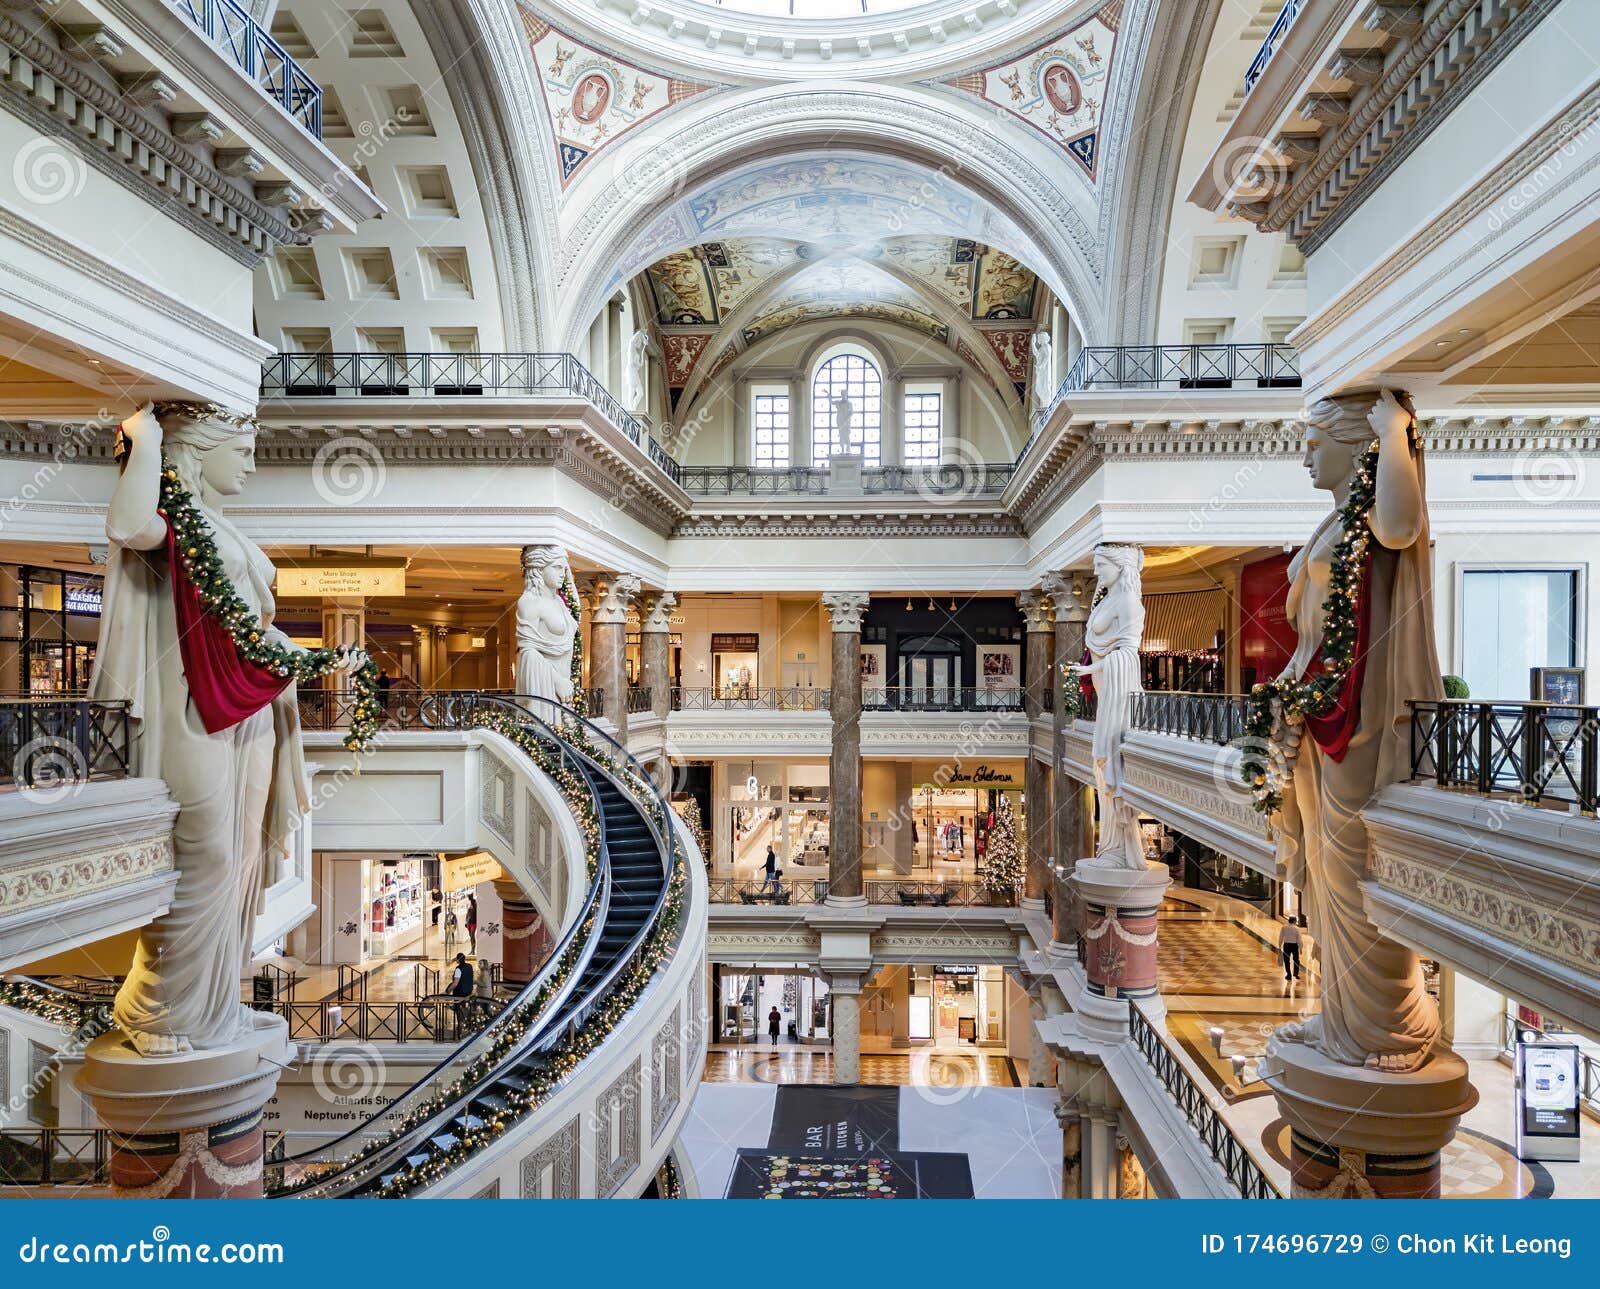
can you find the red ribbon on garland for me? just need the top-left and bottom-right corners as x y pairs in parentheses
(166, 520), (290, 734)
(1301, 548), (1375, 762)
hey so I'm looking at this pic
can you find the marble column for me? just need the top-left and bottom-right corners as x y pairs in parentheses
(829, 976), (862, 1085)
(78, 1020), (290, 1198)
(1043, 572), (1089, 954)
(821, 592), (870, 905)
(1070, 862), (1170, 1040)
(1055, 1057), (1089, 1199)
(638, 590), (676, 720)
(321, 597), (364, 690)
(585, 573), (639, 739)
(1027, 991), (1054, 1088)
(1018, 588), (1055, 909)
(495, 878), (548, 985)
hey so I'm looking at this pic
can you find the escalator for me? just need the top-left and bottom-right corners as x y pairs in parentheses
(269, 694), (680, 1198)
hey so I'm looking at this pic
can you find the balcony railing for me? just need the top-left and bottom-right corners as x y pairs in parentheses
(173, 0), (322, 138)
(1501, 1014), (1600, 1117)
(706, 878), (1009, 907)
(1244, 0), (1305, 96)
(0, 1129), (113, 1187)
(259, 353), (680, 483)
(675, 463), (1016, 497)
(671, 686), (831, 712)
(1129, 1002), (1282, 1199)
(1409, 700), (1600, 815)
(863, 686), (1025, 713)
(625, 686), (654, 715)
(1129, 691), (1250, 746)
(0, 699), (132, 790)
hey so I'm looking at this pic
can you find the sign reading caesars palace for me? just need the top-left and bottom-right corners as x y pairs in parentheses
(276, 561), (407, 598)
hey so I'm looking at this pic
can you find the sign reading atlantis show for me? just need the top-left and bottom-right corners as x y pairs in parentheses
(725, 1088), (974, 1199)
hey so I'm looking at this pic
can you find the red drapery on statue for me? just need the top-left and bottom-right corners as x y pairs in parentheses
(1302, 549), (1375, 763)
(166, 522), (290, 734)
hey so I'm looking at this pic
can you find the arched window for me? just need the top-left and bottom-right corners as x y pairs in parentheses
(811, 349), (882, 466)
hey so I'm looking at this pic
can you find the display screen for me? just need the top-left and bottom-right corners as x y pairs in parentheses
(1520, 1044), (1580, 1137)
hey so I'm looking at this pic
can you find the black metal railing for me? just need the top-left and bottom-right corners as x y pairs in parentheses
(625, 686), (654, 715)
(670, 686), (831, 712)
(174, 0), (322, 138)
(675, 463), (1016, 497)
(707, 878), (828, 906)
(0, 699), (132, 789)
(863, 686), (1025, 713)
(1130, 691), (1251, 746)
(0, 1129), (113, 1187)
(705, 877), (1007, 908)
(1129, 1003), (1281, 1199)
(259, 352), (680, 483)
(1409, 699), (1600, 814)
(1244, 0), (1304, 95)
(264, 995), (501, 1044)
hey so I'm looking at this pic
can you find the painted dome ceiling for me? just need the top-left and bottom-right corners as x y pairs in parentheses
(636, 233), (1043, 413)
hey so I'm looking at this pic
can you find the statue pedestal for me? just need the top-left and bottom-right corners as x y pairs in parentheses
(1264, 1038), (1477, 1198)
(77, 1014), (291, 1198)
(829, 452), (863, 495)
(1070, 860), (1168, 1040)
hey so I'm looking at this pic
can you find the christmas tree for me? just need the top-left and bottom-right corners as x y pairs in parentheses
(674, 795), (709, 867)
(980, 793), (1023, 900)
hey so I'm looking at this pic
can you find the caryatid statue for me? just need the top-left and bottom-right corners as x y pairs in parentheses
(1077, 543), (1146, 870)
(1268, 389), (1442, 1072)
(515, 544), (578, 706)
(91, 404), (366, 1056)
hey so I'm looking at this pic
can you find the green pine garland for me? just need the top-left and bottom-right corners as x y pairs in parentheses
(271, 707), (686, 1198)
(559, 571), (586, 715)
(1058, 662), (1085, 720)
(1239, 444), (1380, 815)
(158, 462), (382, 753)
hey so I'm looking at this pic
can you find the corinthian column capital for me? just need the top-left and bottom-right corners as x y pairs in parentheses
(639, 590), (677, 633)
(586, 572), (641, 625)
(1041, 572), (1088, 623)
(822, 592), (871, 633)
(1018, 587), (1054, 632)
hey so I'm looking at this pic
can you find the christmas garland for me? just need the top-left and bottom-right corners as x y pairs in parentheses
(0, 979), (111, 1032)
(271, 707), (685, 1198)
(559, 571), (586, 716)
(1058, 662), (1085, 720)
(1239, 444), (1380, 814)
(158, 462), (382, 753)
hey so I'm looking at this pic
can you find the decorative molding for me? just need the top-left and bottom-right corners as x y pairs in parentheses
(474, 1179), (501, 1199)
(594, 1056), (642, 1197)
(0, 10), (305, 263)
(524, 788), (555, 910)
(1369, 847), (1600, 977)
(672, 513), (1024, 539)
(480, 753), (516, 848)
(587, 572), (641, 625)
(650, 1004), (681, 1142)
(0, 835), (174, 918)
(639, 591), (677, 633)
(520, 1116), (580, 1198)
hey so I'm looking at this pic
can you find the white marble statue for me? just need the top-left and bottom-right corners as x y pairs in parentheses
(624, 332), (650, 413)
(1271, 389), (1442, 1072)
(91, 404), (362, 1056)
(1078, 543), (1146, 869)
(832, 392), (855, 455)
(515, 544), (577, 706)
(1029, 330), (1053, 412)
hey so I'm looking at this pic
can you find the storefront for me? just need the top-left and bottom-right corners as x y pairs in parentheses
(362, 856), (427, 960)
(0, 564), (104, 693)
(906, 759), (1024, 878)
(861, 963), (1011, 1051)
(716, 760), (830, 879)
(711, 632), (759, 698)
(712, 964), (831, 1044)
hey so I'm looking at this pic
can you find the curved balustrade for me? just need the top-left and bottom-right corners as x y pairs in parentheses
(273, 692), (685, 1198)
(1129, 691), (1250, 745)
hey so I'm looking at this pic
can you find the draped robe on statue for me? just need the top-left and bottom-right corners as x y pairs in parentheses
(1277, 491), (1442, 1065)
(1086, 585), (1145, 866)
(89, 496), (308, 1051)
(514, 588), (575, 705)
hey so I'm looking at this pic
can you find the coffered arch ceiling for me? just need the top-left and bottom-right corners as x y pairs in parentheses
(637, 234), (1046, 417)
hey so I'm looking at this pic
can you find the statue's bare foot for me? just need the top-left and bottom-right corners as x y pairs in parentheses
(128, 1030), (191, 1058)
(1365, 1048), (1429, 1074)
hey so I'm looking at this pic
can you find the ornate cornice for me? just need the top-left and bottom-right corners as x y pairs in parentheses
(0, 10), (305, 263)
(673, 513), (1025, 539)
(0, 835), (174, 918)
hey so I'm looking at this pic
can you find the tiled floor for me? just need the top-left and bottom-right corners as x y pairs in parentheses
(703, 1048), (1021, 1088)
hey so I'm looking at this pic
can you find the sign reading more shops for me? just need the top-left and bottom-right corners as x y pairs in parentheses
(442, 850), (506, 893)
(276, 559), (407, 598)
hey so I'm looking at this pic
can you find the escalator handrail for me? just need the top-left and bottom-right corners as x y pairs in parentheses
(271, 704), (613, 1193)
(279, 693), (680, 1196)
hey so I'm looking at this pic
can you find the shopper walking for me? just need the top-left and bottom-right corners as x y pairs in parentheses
(465, 895), (479, 954)
(762, 844), (780, 894)
(767, 1005), (782, 1044)
(1279, 916), (1302, 981)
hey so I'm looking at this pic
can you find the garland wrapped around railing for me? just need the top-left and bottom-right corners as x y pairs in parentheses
(365, 709), (686, 1197)
(0, 979), (110, 1031)
(1239, 442), (1381, 814)
(158, 462), (382, 752)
